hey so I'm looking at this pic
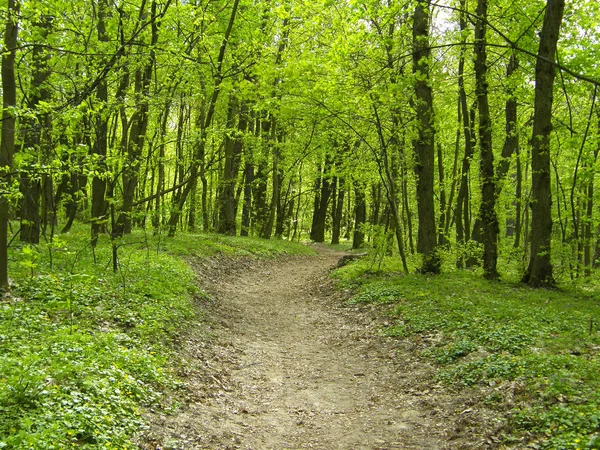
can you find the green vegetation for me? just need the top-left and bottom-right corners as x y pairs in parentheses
(0, 225), (313, 448)
(334, 257), (600, 449)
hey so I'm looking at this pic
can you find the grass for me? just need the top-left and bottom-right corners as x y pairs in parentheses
(333, 256), (600, 449)
(0, 223), (314, 449)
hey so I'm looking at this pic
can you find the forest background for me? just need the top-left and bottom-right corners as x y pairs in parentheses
(1, 0), (600, 448)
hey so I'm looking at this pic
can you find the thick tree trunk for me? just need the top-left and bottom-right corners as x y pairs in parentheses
(412, 0), (439, 273)
(0, 0), (19, 288)
(475, 0), (499, 279)
(523, 0), (565, 287)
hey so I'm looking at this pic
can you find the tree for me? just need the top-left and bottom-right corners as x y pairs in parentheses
(523, 0), (566, 287)
(0, 0), (20, 289)
(412, 0), (439, 274)
(474, 0), (499, 280)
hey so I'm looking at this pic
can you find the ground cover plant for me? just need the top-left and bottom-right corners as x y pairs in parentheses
(333, 257), (600, 449)
(0, 225), (313, 449)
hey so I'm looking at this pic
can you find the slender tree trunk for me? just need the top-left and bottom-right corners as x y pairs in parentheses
(167, 0), (240, 236)
(91, 0), (109, 247)
(412, 0), (439, 273)
(437, 142), (447, 246)
(331, 178), (345, 245)
(523, 0), (565, 286)
(20, 15), (52, 244)
(241, 161), (254, 237)
(584, 109), (600, 276)
(352, 182), (366, 249)
(310, 154), (332, 242)
(514, 145), (523, 248)
(497, 53), (520, 195)
(153, 101), (170, 230)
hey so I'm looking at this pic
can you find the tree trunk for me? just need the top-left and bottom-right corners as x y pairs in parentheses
(523, 0), (565, 287)
(352, 182), (366, 249)
(437, 142), (447, 246)
(412, 0), (439, 273)
(0, 0), (19, 288)
(310, 154), (332, 242)
(20, 15), (52, 244)
(475, 0), (499, 279)
(331, 177), (345, 245)
(91, 0), (109, 248)
(584, 108), (600, 276)
(167, 0), (240, 236)
(241, 161), (254, 237)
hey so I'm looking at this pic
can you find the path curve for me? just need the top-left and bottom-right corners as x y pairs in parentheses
(142, 247), (490, 449)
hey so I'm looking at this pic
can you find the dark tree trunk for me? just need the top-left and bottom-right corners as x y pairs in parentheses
(241, 162), (254, 237)
(412, 0), (439, 273)
(331, 177), (345, 245)
(437, 142), (447, 246)
(584, 108), (600, 276)
(218, 97), (246, 235)
(91, 0), (109, 248)
(168, 0), (240, 237)
(152, 100), (171, 231)
(0, 0), (19, 288)
(514, 145), (523, 248)
(455, 0), (476, 268)
(310, 155), (332, 242)
(497, 53), (520, 195)
(20, 15), (52, 244)
(475, 0), (499, 279)
(253, 161), (268, 234)
(523, 0), (565, 287)
(352, 182), (366, 249)
(115, 1), (159, 237)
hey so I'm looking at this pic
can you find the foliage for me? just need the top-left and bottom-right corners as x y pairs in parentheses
(0, 224), (312, 448)
(334, 257), (600, 449)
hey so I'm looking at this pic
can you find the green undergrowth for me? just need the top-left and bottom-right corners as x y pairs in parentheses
(333, 257), (600, 449)
(1, 224), (312, 449)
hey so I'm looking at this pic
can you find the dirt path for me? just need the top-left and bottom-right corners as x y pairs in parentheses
(142, 248), (490, 449)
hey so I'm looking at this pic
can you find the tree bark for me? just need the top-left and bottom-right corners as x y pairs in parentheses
(0, 0), (19, 288)
(91, 0), (109, 247)
(352, 182), (366, 249)
(474, 0), (499, 279)
(167, 0), (240, 236)
(523, 0), (565, 287)
(412, 0), (439, 273)
(310, 154), (332, 242)
(331, 177), (345, 245)
(20, 15), (52, 244)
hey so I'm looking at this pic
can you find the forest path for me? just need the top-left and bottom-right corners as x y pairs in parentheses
(142, 246), (485, 449)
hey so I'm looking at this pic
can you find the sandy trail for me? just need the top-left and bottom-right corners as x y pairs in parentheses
(142, 248), (489, 449)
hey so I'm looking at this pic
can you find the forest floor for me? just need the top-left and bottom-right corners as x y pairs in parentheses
(140, 245), (496, 449)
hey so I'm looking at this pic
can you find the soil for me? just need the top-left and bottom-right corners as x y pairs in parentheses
(140, 245), (501, 449)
